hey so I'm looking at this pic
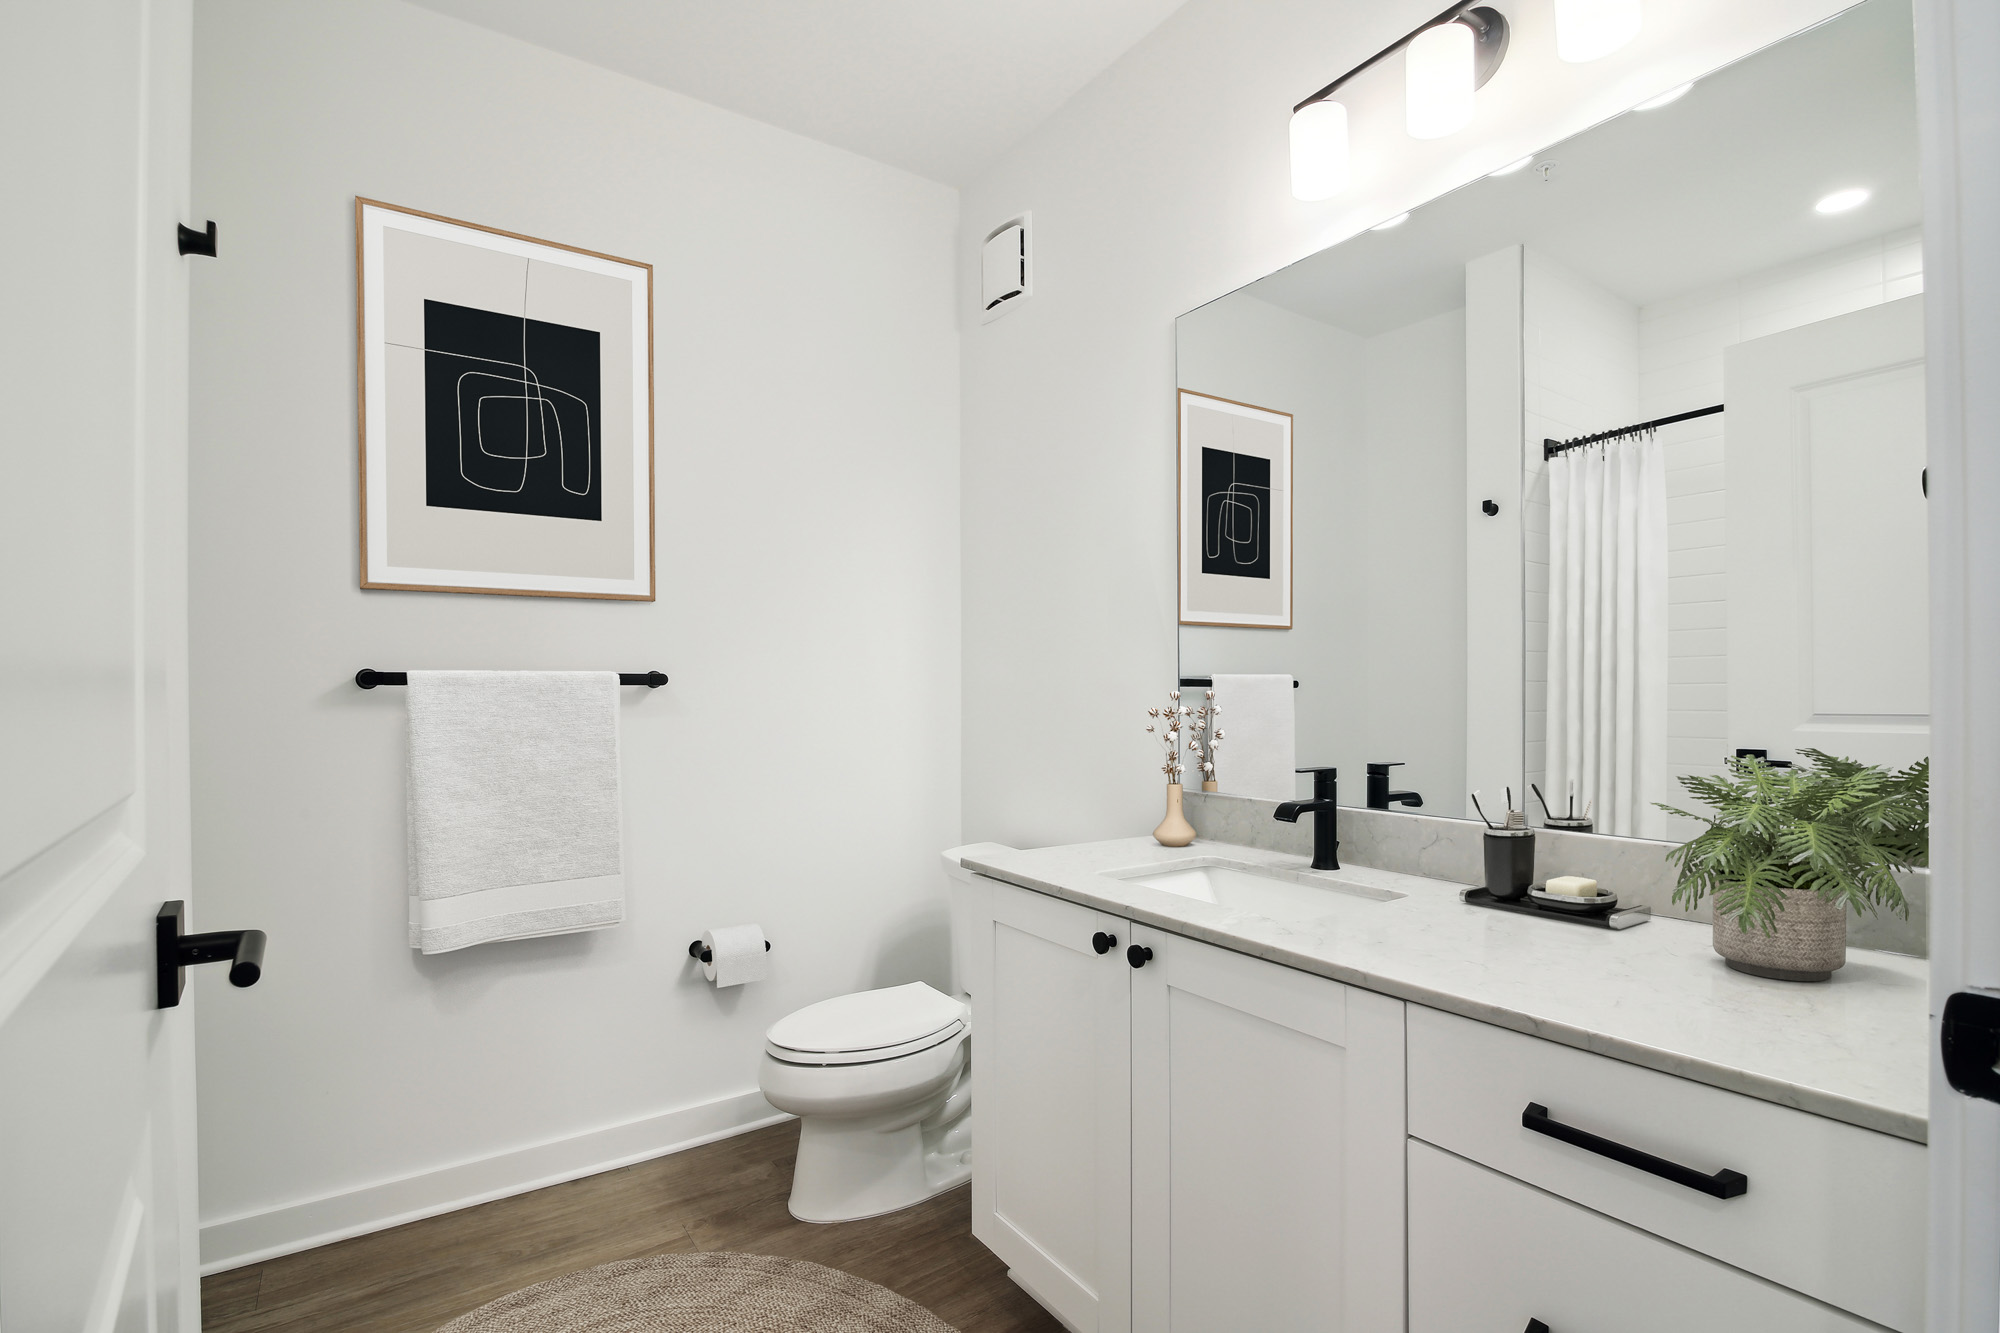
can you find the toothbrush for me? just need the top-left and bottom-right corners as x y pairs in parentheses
(1532, 783), (1554, 821)
(1470, 791), (1497, 829)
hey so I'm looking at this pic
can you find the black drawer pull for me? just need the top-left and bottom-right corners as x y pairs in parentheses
(1092, 931), (1118, 955)
(1526, 1322), (1550, 1333)
(1522, 1102), (1747, 1199)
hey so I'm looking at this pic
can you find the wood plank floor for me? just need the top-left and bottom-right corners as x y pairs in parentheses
(201, 1121), (1061, 1332)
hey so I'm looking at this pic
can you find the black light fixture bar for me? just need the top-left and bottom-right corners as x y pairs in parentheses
(1295, 2), (1508, 111)
(1179, 677), (1301, 689)
(355, 669), (668, 689)
(1542, 404), (1724, 460)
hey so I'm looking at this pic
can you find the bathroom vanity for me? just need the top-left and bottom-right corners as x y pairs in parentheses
(958, 839), (1926, 1333)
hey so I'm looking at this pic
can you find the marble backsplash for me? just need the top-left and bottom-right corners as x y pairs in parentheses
(1181, 789), (1927, 958)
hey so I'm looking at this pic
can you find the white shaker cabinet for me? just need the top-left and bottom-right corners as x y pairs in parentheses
(969, 878), (1134, 1332)
(970, 877), (1407, 1333)
(1128, 922), (1406, 1332)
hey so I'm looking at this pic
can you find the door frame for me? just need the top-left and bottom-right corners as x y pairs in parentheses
(1914, 1), (2000, 1328)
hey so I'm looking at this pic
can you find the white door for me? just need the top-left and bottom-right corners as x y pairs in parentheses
(1917, 1), (2000, 1326)
(970, 880), (1132, 1333)
(1128, 926), (1404, 1333)
(1725, 296), (1929, 770)
(0, 1), (201, 1329)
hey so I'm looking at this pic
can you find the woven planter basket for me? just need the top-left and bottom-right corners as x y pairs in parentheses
(1711, 886), (1846, 981)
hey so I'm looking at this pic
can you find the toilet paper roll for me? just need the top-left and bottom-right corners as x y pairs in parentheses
(701, 924), (770, 988)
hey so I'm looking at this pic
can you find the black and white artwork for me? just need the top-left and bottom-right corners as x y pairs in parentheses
(421, 300), (602, 522)
(1199, 446), (1271, 580)
(358, 199), (653, 600)
(1179, 390), (1291, 628)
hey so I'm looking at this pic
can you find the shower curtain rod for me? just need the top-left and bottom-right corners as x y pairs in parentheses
(1542, 403), (1723, 460)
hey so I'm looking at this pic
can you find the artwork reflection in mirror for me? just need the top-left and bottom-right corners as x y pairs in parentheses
(1174, 0), (1927, 839)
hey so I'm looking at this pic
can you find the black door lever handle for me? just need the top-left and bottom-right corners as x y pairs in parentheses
(157, 901), (266, 1008)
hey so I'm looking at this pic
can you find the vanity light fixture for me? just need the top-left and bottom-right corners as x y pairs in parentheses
(1370, 212), (1413, 230)
(1289, 99), (1351, 201)
(1815, 187), (1872, 214)
(1288, 2), (1509, 200)
(1633, 81), (1691, 110)
(1553, 0), (1640, 63)
(1407, 20), (1477, 140)
(1489, 154), (1535, 176)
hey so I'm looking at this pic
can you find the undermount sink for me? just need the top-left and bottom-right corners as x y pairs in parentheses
(1108, 858), (1404, 926)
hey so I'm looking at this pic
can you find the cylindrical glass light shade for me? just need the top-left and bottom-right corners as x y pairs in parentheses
(1406, 22), (1475, 140)
(1289, 99), (1349, 201)
(1553, 0), (1641, 62)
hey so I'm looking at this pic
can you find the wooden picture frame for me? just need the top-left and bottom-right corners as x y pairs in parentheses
(356, 198), (655, 599)
(1178, 389), (1293, 628)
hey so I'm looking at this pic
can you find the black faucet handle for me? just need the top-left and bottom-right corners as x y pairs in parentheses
(1295, 765), (1339, 775)
(1366, 761), (1403, 775)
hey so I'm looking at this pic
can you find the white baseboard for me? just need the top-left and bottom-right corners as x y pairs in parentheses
(199, 1090), (790, 1274)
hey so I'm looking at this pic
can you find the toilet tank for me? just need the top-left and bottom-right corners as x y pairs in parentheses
(939, 843), (1013, 1002)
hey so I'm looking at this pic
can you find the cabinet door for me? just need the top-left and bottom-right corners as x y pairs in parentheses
(1129, 926), (1405, 1332)
(971, 878), (1132, 1333)
(1409, 1139), (1880, 1331)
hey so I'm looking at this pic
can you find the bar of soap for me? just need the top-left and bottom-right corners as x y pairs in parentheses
(1545, 875), (1599, 897)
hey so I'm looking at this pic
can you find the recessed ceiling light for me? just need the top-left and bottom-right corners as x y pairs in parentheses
(1815, 187), (1872, 215)
(1634, 83), (1692, 110)
(1489, 155), (1535, 177)
(1371, 212), (1412, 231)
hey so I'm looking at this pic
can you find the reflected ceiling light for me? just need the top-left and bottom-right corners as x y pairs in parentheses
(1407, 21), (1476, 140)
(1289, 99), (1350, 201)
(1489, 155), (1535, 176)
(1288, 4), (1509, 199)
(1553, 0), (1640, 62)
(1815, 187), (1872, 215)
(1634, 82), (1691, 110)
(1371, 212), (1413, 231)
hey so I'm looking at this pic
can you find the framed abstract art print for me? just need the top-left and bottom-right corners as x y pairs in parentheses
(356, 199), (654, 599)
(1177, 389), (1292, 628)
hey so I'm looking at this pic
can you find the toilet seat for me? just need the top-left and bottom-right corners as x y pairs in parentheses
(764, 982), (968, 1066)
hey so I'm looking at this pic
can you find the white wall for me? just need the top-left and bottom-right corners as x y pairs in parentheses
(1176, 297), (1465, 807)
(958, 0), (1855, 847)
(188, 0), (960, 1268)
(1639, 228), (1923, 834)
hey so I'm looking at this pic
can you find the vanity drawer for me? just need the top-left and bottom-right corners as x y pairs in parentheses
(1407, 1005), (1924, 1331)
(1409, 1140), (1879, 1333)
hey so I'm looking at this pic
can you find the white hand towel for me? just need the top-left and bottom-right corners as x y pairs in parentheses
(1210, 674), (1297, 802)
(406, 671), (624, 954)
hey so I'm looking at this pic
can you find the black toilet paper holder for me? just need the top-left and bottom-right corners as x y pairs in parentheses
(688, 938), (772, 964)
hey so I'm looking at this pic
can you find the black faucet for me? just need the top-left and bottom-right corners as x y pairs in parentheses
(1274, 766), (1340, 871)
(1366, 762), (1424, 810)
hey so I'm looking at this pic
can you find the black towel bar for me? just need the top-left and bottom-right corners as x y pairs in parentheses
(355, 669), (667, 689)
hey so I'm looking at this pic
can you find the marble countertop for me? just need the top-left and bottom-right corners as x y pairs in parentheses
(963, 837), (1929, 1143)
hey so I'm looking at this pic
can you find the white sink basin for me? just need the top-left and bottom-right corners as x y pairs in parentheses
(1110, 858), (1403, 926)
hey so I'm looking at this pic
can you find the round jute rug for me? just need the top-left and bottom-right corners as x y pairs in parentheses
(436, 1253), (959, 1333)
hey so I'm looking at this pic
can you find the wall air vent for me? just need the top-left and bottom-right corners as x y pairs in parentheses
(980, 213), (1031, 323)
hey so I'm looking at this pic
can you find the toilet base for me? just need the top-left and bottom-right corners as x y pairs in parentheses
(787, 1075), (973, 1224)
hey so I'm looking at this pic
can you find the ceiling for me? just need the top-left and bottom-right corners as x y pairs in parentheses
(406, 0), (1193, 185)
(1235, 0), (1920, 336)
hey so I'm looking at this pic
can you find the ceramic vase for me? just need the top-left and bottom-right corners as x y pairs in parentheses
(1202, 780), (1218, 792)
(1153, 782), (1196, 847)
(1712, 886), (1846, 981)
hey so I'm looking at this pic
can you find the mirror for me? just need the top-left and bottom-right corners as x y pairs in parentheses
(1176, 0), (1925, 840)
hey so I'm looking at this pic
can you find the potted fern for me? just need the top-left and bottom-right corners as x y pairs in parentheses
(1658, 750), (1927, 981)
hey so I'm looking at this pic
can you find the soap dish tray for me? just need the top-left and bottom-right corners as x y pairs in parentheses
(1461, 887), (1651, 930)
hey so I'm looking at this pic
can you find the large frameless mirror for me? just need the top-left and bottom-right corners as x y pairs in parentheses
(1175, 0), (1925, 840)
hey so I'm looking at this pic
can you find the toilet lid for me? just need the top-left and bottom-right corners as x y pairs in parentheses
(766, 982), (967, 1057)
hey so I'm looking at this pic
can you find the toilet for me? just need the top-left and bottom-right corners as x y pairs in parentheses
(757, 843), (1009, 1223)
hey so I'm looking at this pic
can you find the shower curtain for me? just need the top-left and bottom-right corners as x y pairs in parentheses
(1545, 431), (1668, 839)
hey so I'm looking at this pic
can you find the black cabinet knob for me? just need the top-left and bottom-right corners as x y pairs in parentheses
(1525, 1321), (1550, 1333)
(1127, 944), (1153, 968)
(1092, 931), (1118, 955)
